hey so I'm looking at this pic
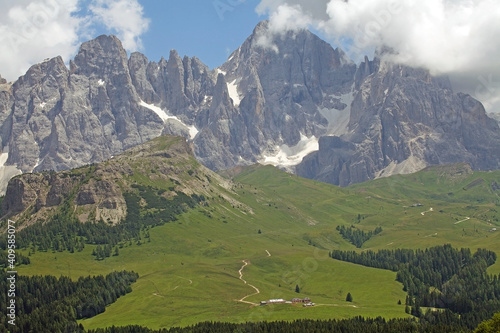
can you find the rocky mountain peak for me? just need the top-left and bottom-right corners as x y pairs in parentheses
(14, 56), (68, 90)
(72, 34), (129, 78)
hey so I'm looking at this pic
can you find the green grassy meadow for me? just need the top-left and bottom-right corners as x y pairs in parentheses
(15, 163), (500, 329)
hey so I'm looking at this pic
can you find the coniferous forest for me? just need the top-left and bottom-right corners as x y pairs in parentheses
(330, 244), (500, 328)
(83, 316), (476, 333)
(0, 269), (138, 332)
(336, 225), (383, 248)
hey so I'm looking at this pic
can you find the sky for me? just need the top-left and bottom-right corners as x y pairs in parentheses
(0, 0), (499, 113)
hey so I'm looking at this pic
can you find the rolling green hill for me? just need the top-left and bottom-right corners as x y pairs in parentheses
(2, 136), (500, 331)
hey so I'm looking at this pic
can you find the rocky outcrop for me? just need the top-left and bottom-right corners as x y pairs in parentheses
(0, 135), (240, 229)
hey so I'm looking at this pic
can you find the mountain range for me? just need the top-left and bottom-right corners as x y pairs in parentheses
(1, 20), (499, 193)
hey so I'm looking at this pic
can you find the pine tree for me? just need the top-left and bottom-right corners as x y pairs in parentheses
(346, 292), (353, 302)
(295, 284), (300, 293)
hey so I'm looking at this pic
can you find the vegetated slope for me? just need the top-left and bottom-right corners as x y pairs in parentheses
(5, 150), (500, 330)
(233, 163), (500, 267)
(80, 162), (500, 330)
(350, 163), (500, 205)
(0, 135), (240, 231)
(6, 145), (411, 329)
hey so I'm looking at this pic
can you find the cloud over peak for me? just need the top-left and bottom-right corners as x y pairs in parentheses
(89, 0), (150, 51)
(257, 0), (500, 112)
(254, 4), (312, 52)
(0, 0), (150, 82)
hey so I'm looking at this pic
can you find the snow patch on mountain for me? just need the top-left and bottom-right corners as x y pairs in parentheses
(227, 79), (242, 106)
(0, 152), (9, 168)
(139, 100), (198, 139)
(32, 157), (41, 172)
(260, 133), (319, 168)
(0, 151), (22, 195)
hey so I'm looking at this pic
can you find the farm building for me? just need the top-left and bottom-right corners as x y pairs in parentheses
(261, 297), (312, 306)
(291, 297), (311, 303)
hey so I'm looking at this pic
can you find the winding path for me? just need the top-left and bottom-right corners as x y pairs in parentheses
(236, 250), (273, 305)
(237, 260), (260, 306)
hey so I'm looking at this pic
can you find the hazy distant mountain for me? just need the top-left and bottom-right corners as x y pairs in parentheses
(1, 20), (499, 191)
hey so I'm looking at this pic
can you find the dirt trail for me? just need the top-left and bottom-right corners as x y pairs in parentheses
(237, 260), (260, 306)
(454, 217), (470, 224)
(421, 207), (434, 215)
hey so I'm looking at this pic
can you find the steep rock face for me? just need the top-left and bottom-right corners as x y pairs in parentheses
(297, 59), (500, 185)
(198, 21), (357, 170)
(0, 36), (163, 178)
(194, 74), (249, 170)
(128, 50), (216, 127)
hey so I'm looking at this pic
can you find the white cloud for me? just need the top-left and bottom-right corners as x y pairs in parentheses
(257, 0), (500, 112)
(254, 4), (312, 52)
(0, 0), (82, 81)
(256, 0), (330, 21)
(267, 4), (312, 33)
(0, 0), (150, 82)
(89, 0), (150, 51)
(320, 0), (500, 74)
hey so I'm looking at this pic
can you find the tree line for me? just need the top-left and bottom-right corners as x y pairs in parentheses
(330, 244), (500, 329)
(86, 316), (471, 333)
(336, 225), (383, 248)
(0, 269), (138, 332)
